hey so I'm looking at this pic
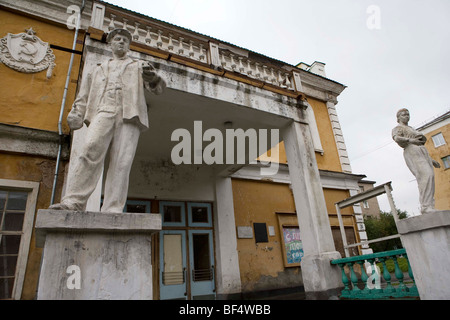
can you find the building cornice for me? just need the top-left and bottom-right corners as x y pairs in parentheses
(0, 123), (70, 160)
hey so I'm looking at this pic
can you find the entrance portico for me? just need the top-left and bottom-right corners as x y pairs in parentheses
(63, 32), (342, 299)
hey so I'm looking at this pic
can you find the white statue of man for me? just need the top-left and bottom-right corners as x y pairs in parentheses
(50, 28), (166, 213)
(392, 108), (441, 214)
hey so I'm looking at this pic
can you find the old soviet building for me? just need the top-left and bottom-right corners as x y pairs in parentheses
(417, 110), (450, 212)
(0, 0), (372, 300)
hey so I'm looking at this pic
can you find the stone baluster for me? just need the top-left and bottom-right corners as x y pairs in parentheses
(230, 54), (237, 71)
(356, 260), (370, 294)
(246, 60), (253, 77)
(337, 263), (351, 297)
(285, 73), (292, 89)
(379, 257), (395, 294)
(167, 34), (174, 52)
(108, 14), (116, 31)
(132, 22), (140, 42)
(178, 37), (184, 56)
(220, 53), (227, 70)
(122, 18), (128, 31)
(188, 40), (195, 58)
(393, 255), (408, 294)
(270, 68), (277, 84)
(145, 26), (152, 45)
(262, 65), (269, 81)
(254, 62), (261, 79)
(199, 44), (205, 62)
(404, 254), (419, 296)
(277, 70), (285, 87)
(156, 30), (163, 48)
(238, 56), (245, 74)
(348, 262), (361, 296)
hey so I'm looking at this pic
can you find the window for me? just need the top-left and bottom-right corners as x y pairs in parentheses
(442, 156), (450, 169)
(159, 201), (186, 227)
(0, 179), (39, 300)
(431, 133), (446, 148)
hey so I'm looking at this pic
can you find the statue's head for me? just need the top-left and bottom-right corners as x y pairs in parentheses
(396, 108), (410, 123)
(107, 28), (132, 57)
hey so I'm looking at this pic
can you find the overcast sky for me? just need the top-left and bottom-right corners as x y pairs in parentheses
(105, 0), (450, 216)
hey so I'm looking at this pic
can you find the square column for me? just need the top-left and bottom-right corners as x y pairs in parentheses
(282, 121), (342, 299)
(213, 177), (242, 298)
(35, 209), (161, 300)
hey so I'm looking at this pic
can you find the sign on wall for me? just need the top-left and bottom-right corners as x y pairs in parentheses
(277, 213), (303, 267)
(282, 227), (304, 265)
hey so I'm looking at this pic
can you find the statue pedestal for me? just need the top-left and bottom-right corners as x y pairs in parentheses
(397, 210), (450, 300)
(35, 209), (161, 300)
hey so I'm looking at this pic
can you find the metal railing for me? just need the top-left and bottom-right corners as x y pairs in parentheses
(331, 182), (419, 299)
(331, 249), (419, 299)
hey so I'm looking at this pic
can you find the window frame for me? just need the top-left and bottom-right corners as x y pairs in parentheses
(431, 132), (446, 148)
(442, 155), (450, 169)
(0, 179), (39, 300)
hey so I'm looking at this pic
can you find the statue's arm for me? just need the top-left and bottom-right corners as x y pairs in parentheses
(68, 72), (92, 130)
(392, 127), (409, 148)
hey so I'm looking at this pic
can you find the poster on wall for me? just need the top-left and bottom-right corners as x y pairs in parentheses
(283, 227), (304, 265)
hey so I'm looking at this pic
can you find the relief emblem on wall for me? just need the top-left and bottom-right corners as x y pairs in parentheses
(0, 27), (56, 78)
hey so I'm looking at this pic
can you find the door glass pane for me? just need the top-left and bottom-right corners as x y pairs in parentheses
(163, 234), (184, 285)
(192, 234), (212, 281)
(191, 207), (208, 223)
(163, 206), (182, 223)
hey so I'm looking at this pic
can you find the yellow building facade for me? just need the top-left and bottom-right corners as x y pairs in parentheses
(1, 0), (371, 300)
(417, 111), (450, 211)
(0, 4), (85, 299)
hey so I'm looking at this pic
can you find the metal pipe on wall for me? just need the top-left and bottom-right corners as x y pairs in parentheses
(50, 0), (86, 205)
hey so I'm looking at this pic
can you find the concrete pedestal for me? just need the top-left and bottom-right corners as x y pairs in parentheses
(35, 209), (161, 300)
(397, 210), (450, 300)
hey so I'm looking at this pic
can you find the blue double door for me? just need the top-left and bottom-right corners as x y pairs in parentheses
(158, 201), (216, 300)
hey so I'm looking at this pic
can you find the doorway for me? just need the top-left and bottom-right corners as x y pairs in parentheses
(159, 201), (215, 300)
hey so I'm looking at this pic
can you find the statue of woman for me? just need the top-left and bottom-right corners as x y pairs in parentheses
(392, 108), (441, 214)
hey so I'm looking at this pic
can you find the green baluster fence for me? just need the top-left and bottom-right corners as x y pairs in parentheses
(331, 249), (420, 300)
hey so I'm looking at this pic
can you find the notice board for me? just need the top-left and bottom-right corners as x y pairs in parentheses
(277, 213), (304, 267)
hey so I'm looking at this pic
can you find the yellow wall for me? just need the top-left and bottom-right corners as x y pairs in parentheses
(258, 97), (343, 172)
(231, 179), (357, 292)
(423, 123), (450, 210)
(0, 8), (83, 299)
(0, 9), (83, 133)
(231, 178), (300, 292)
(0, 153), (67, 299)
(307, 97), (343, 172)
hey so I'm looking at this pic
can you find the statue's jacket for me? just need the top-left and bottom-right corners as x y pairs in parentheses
(72, 57), (164, 132)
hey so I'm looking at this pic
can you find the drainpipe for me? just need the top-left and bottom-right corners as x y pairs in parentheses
(50, 0), (86, 205)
